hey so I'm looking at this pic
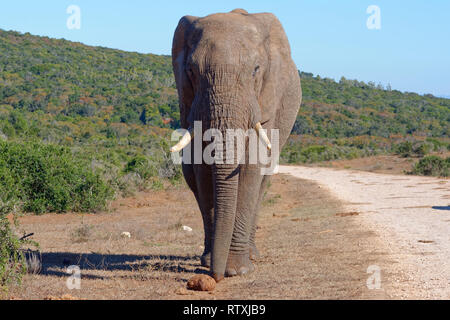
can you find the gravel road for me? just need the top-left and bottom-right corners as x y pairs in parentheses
(279, 165), (450, 299)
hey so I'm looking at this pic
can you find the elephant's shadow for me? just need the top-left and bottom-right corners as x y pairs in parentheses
(33, 252), (208, 281)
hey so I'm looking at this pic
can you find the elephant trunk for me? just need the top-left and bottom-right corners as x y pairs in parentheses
(211, 162), (239, 282)
(204, 87), (249, 281)
(207, 95), (245, 282)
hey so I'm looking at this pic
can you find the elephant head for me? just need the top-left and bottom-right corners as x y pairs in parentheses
(171, 9), (301, 281)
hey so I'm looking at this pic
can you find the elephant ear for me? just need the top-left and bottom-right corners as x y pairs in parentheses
(253, 13), (302, 145)
(172, 15), (198, 129)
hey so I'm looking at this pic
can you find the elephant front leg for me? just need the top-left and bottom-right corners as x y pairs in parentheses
(199, 205), (214, 268)
(190, 164), (214, 268)
(225, 165), (264, 277)
(249, 175), (270, 260)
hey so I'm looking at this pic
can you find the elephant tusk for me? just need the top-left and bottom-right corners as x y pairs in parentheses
(255, 122), (272, 150)
(170, 128), (194, 152)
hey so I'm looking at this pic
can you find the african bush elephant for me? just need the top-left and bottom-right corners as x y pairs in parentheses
(171, 9), (301, 282)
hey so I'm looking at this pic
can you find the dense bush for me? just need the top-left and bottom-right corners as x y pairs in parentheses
(296, 72), (450, 139)
(393, 139), (447, 158)
(0, 216), (26, 292)
(393, 141), (413, 157)
(123, 145), (182, 191)
(280, 135), (383, 164)
(410, 156), (449, 177)
(0, 141), (114, 214)
(282, 143), (364, 164)
(412, 141), (433, 157)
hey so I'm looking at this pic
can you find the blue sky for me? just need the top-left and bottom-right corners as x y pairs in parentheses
(1, 1), (449, 97)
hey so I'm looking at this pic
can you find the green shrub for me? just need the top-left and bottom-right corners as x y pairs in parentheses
(412, 141), (433, 157)
(410, 156), (449, 177)
(394, 141), (413, 157)
(281, 141), (374, 164)
(0, 216), (26, 292)
(0, 141), (114, 214)
(0, 164), (19, 215)
(426, 138), (448, 152)
(149, 178), (164, 191)
(124, 155), (157, 180)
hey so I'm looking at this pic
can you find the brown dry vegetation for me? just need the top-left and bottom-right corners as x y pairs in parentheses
(307, 155), (419, 175)
(307, 153), (450, 176)
(7, 174), (401, 300)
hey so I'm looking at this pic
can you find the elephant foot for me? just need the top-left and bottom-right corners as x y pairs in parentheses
(225, 252), (254, 277)
(200, 252), (211, 268)
(212, 272), (224, 283)
(249, 244), (260, 260)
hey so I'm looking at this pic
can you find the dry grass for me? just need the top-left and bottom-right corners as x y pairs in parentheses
(70, 221), (95, 243)
(307, 155), (416, 175)
(6, 175), (399, 300)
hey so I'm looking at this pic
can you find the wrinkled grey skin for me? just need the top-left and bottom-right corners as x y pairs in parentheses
(172, 9), (301, 282)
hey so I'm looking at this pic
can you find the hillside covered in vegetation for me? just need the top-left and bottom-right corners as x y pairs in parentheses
(0, 27), (449, 290)
(282, 71), (449, 164)
(0, 28), (449, 215)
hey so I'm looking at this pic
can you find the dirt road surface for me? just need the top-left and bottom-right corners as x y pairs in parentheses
(279, 165), (450, 299)
(7, 166), (449, 300)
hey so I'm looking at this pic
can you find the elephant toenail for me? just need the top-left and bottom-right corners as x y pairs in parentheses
(238, 267), (249, 275)
(212, 273), (224, 283)
(225, 268), (237, 277)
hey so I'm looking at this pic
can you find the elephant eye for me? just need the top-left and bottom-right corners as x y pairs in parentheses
(252, 65), (260, 77)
